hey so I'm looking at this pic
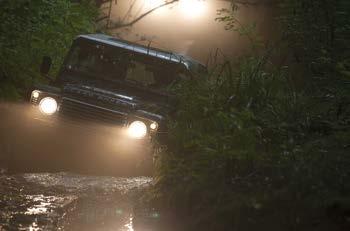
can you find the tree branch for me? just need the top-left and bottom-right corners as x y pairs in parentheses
(219, 0), (279, 6)
(108, 0), (179, 29)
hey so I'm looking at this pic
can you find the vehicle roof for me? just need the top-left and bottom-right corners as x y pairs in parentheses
(77, 34), (206, 74)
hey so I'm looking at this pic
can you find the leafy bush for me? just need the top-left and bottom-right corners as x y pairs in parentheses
(151, 0), (350, 230)
(0, 0), (98, 100)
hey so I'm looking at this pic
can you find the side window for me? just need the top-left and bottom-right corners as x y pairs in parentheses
(66, 47), (80, 69)
(67, 44), (100, 72)
(126, 60), (155, 86)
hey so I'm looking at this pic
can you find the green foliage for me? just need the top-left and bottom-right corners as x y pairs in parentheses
(152, 0), (350, 230)
(216, 3), (263, 50)
(0, 0), (98, 100)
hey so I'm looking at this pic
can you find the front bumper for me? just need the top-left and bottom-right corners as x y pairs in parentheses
(30, 90), (158, 143)
(31, 105), (153, 149)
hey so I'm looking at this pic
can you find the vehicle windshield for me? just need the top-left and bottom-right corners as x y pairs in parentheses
(62, 39), (190, 91)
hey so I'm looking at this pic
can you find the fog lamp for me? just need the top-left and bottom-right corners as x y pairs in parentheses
(127, 121), (147, 139)
(39, 97), (58, 115)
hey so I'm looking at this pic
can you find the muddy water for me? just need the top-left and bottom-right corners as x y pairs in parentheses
(23, 173), (152, 194)
(0, 103), (166, 230)
(0, 102), (153, 176)
(0, 171), (153, 230)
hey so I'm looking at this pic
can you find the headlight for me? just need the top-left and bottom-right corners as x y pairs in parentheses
(127, 121), (147, 139)
(39, 97), (58, 115)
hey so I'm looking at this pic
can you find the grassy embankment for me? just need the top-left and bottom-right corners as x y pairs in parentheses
(149, 1), (350, 230)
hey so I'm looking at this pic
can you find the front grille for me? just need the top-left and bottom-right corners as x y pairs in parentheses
(59, 98), (127, 125)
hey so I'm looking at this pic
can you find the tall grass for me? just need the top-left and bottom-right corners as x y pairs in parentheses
(151, 1), (350, 230)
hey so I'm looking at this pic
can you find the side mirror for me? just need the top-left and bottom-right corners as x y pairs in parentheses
(40, 56), (52, 77)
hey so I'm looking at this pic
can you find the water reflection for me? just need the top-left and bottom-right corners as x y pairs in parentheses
(28, 222), (40, 231)
(25, 194), (65, 215)
(21, 173), (158, 230)
(23, 172), (152, 194)
(124, 216), (134, 231)
(0, 171), (168, 230)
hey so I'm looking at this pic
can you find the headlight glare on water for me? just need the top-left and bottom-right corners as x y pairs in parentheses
(39, 97), (58, 115)
(127, 121), (147, 139)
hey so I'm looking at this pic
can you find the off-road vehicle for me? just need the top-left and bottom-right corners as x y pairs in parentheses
(28, 34), (205, 174)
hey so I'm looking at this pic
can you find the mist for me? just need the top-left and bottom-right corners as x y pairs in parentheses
(108, 0), (277, 64)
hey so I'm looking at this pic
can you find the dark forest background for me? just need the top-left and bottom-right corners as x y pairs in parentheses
(0, 0), (97, 99)
(0, 0), (349, 230)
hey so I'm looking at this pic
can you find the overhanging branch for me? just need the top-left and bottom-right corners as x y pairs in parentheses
(108, 0), (179, 29)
